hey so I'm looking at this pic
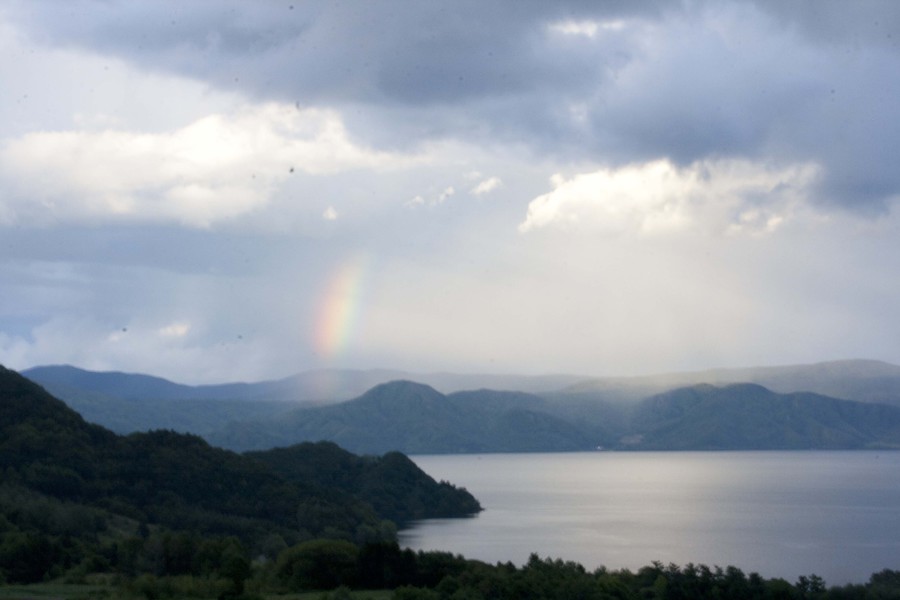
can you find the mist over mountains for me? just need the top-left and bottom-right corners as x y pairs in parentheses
(210, 382), (593, 454)
(561, 359), (900, 406)
(22, 365), (587, 437)
(22, 359), (900, 454)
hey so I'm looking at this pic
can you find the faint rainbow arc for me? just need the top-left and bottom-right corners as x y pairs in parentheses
(315, 255), (371, 360)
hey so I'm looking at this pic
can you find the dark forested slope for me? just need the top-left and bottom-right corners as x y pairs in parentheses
(0, 365), (480, 574)
(248, 441), (481, 523)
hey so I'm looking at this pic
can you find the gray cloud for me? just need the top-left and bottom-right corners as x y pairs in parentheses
(9, 0), (900, 211)
(4, 2), (657, 139)
(754, 0), (900, 47)
(2, 0), (900, 381)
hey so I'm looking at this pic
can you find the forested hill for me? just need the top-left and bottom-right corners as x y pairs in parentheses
(247, 442), (481, 523)
(209, 380), (593, 453)
(622, 383), (900, 450)
(4, 365), (900, 597)
(0, 364), (480, 582)
(207, 379), (900, 454)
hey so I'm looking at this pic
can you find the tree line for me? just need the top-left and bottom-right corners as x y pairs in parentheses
(3, 365), (898, 599)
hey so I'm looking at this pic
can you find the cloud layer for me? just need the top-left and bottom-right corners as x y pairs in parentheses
(1, 1), (899, 382)
(519, 159), (821, 236)
(1, 104), (414, 227)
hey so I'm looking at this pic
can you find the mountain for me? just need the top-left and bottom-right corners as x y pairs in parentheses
(22, 364), (587, 435)
(0, 364), (480, 582)
(24, 364), (585, 403)
(208, 380), (597, 453)
(0, 364), (116, 485)
(21, 364), (268, 401)
(21, 359), (900, 454)
(212, 379), (900, 453)
(5, 382), (300, 437)
(562, 359), (900, 406)
(1, 364), (304, 540)
(247, 441), (481, 523)
(622, 383), (900, 450)
(19, 364), (305, 435)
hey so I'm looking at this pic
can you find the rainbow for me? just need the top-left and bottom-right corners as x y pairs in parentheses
(315, 255), (371, 359)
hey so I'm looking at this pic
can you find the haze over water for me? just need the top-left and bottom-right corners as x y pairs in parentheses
(401, 452), (900, 585)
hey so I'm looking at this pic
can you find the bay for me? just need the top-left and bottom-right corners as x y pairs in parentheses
(400, 451), (900, 585)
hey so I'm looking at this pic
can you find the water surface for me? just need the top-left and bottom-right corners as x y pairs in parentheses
(400, 451), (900, 584)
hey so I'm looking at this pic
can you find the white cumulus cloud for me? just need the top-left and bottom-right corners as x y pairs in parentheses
(471, 176), (502, 196)
(0, 103), (417, 228)
(548, 19), (627, 38)
(406, 186), (457, 208)
(519, 159), (821, 236)
(158, 321), (191, 338)
(437, 186), (456, 204)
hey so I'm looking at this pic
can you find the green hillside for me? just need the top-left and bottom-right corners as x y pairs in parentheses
(248, 442), (481, 523)
(0, 365), (480, 584)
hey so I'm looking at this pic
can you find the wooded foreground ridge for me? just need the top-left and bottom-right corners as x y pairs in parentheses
(3, 364), (899, 599)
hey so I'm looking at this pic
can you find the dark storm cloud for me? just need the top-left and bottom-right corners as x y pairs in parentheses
(7, 1), (652, 101)
(4, 0), (900, 382)
(754, 0), (900, 47)
(7, 0), (900, 211)
(5, 1), (662, 143)
(748, 0), (900, 211)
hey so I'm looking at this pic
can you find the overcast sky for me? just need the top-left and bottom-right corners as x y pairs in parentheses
(1, 1), (899, 384)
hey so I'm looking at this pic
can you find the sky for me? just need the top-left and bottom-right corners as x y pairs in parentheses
(1, 1), (900, 384)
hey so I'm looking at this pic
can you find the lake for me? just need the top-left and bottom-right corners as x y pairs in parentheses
(399, 451), (900, 585)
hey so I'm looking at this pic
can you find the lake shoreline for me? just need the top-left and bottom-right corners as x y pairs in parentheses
(402, 451), (900, 585)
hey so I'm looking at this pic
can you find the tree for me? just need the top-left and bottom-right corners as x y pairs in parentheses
(0, 531), (60, 583)
(797, 574), (827, 599)
(275, 539), (359, 590)
(219, 542), (251, 597)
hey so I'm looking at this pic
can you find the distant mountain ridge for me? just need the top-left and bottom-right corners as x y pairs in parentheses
(208, 379), (900, 453)
(562, 359), (900, 406)
(22, 365), (589, 436)
(208, 380), (594, 454)
(22, 364), (273, 401)
(20, 359), (900, 453)
(624, 383), (900, 450)
(24, 364), (585, 402)
(26, 358), (900, 410)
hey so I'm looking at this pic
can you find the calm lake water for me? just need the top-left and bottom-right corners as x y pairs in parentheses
(399, 452), (900, 585)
